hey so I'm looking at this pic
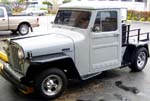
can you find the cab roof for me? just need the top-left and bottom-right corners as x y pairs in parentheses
(60, 1), (126, 10)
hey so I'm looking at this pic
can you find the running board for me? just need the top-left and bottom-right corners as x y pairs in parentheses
(81, 72), (102, 80)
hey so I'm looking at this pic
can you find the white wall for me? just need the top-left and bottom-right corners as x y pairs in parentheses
(120, 2), (145, 11)
(82, 0), (146, 11)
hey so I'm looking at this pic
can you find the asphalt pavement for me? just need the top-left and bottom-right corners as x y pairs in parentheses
(0, 18), (150, 101)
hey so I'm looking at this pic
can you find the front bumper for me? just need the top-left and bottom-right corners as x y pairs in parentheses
(0, 62), (33, 94)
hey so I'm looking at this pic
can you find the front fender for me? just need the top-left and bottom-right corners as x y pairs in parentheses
(25, 53), (81, 80)
(26, 53), (81, 80)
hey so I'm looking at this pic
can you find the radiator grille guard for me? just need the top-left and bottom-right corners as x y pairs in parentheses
(8, 45), (22, 72)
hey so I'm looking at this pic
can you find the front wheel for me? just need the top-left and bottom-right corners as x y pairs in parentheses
(18, 24), (29, 35)
(35, 68), (67, 100)
(129, 47), (148, 72)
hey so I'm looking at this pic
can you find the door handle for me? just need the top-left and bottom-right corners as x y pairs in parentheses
(2, 19), (5, 21)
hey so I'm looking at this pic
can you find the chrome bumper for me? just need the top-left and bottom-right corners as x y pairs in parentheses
(0, 51), (33, 94)
(0, 62), (33, 93)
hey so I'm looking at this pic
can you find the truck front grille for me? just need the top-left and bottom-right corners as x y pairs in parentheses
(9, 45), (22, 72)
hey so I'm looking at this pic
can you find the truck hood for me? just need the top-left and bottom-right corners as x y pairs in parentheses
(12, 33), (74, 58)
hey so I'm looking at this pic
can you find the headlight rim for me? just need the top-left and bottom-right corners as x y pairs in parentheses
(17, 47), (25, 60)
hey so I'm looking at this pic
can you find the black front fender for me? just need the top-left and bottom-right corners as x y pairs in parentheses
(25, 53), (81, 80)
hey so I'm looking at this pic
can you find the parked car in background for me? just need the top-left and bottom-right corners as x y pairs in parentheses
(21, 6), (48, 16)
(0, 5), (39, 35)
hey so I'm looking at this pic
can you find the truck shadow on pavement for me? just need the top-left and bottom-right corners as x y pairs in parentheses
(6, 69), (122, 101)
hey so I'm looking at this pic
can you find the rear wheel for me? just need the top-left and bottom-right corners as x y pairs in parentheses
(18, 23), (29, 35)
(35, 68), (67, 100)
(129, 47), (148, 72)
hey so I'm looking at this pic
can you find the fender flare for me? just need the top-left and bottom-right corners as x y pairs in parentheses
(25, 53), (81, 80)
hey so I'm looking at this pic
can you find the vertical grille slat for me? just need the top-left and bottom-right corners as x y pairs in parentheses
(9, 45), (22, 72)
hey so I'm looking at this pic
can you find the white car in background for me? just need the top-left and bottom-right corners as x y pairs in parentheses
(21, 6), (48, 16)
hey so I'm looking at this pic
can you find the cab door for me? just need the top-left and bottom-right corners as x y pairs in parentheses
(90, 9), (121, 73)
(0, 7), (8, 30)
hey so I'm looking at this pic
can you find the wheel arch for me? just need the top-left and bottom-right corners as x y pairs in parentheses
(17, 22), (32, 31)
(25, 57), (81, 82)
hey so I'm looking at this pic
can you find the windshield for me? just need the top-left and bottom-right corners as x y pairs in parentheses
(54, 10), (91, 29)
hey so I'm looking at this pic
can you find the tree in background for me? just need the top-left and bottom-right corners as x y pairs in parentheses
(44, 0), (59, 14)
(43, 1), (52, 7)
(43, 1), (52, 9)
(1, 0), (9, 4)
(18, 0), (25, 3)
(43, 1), (52, 14)
(12, 0), (26, 13)
(63, 0), (71, 4)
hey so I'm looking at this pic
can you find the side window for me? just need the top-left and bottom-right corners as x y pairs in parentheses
(93, 11), (117, 32)
(0, 8), (4, 17)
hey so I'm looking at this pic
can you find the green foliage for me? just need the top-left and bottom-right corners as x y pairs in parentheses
(1, 0), (9, 4)
(127, 15), (131, 20)
(147, 17), (150, 22)
(127, 10), (150, 22)
(140, 17), (145, 21)
(63, 0), (71, 4)
(43, 1), (52, 6)
(18, 0), (25, 3)
(40, 8), (47, 10)
(132, 16), (138, 21)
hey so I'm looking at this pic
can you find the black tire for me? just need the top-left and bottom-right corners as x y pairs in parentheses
(18, 23), (29, 35)
(35, 68), (67, 100)
(129, 47), (148, 72)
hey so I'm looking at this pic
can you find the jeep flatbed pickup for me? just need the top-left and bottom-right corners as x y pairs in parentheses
(0, 1), (149, 100)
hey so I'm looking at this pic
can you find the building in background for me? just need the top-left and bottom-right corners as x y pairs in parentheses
(86, 0), (149, 11)
(146, 0), (150, 10)
(27, 0), (150, 11)
(0, 0), (150, 11)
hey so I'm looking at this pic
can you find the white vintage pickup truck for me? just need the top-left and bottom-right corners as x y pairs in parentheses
(0, 1), (149, 100)
(0, 4), (39, 35)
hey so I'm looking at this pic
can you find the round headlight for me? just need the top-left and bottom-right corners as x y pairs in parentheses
(18, 48), (24, 60)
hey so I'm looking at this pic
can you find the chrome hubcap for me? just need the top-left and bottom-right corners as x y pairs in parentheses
(137, 52), (146, 69)
(42, 75), (62, 96)
(20, 25), (28, 35)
